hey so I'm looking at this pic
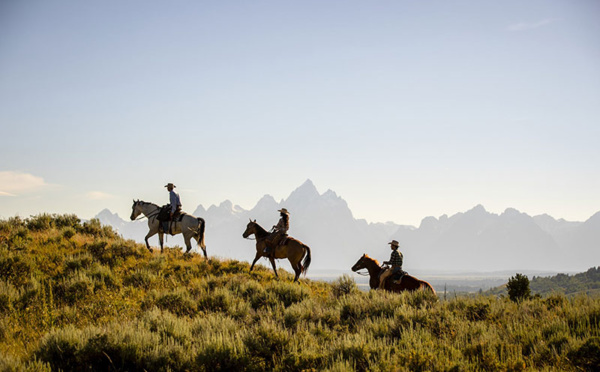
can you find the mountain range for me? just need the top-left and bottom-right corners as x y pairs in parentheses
(96, 179), (599, 272)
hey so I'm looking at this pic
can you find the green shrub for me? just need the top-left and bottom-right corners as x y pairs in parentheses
(124, 269), (157, 289)
(54, 214), (80, 229)
(507, 273), (531, 302)
(268, 281), (310, 307)
(331, 274), (359, 297)
(64, 254), (93, 273)
(0, 354), (51, 372)
(56, 273), (94, 304)
(61, 227), (76, 240)
(79, 219), (118, 239)
(26, 214), (54, 231)
(465, 302), (490, 321)
(0, 281), (21, 313)
(155, 289), (198, 317)
(244, 319), (290, 369)
(0, 254), (33, 287)
(568, 337), (600, 371)
(88, 264), (121, 289)
(198, 287), (233, 313)
(195, 333), (249, 372)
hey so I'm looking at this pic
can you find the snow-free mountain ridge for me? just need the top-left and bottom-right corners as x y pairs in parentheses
(97, 180), (599, 272)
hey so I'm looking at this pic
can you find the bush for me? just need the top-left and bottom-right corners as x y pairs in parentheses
(268, 281), (310, 307)
(507, 273), (531, 302)
(568, 337), (600, 371)
(332, 274), (359, 297)
(124, 269), (157, 289)
(0, 254), (33, 287)
(0, 281), (21, 313)
(79, 219), (118, 239)
(56, 273), (94, 304)
(154, 289), (198, 317)
(26, 214), (54, 231)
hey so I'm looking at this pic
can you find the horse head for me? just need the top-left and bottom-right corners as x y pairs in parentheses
(351, 254), (379, 272)
(351, 254), (368, 272)
(242, 219), (258, 238)
(130, 199), (142, 221)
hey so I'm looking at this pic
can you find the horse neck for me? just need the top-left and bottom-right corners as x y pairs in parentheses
(253, 223), (269, 239)
(363, 257), (383, 277)
(140, 202), (159, 217)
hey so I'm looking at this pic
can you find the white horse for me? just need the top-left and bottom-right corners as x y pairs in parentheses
(130, 200), (206, 256)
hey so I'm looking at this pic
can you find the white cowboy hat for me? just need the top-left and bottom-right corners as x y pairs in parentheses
(278, 208), (289, 214)
(388, 240), (399, 248)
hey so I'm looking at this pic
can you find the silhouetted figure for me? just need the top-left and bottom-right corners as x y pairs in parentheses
(379, 240), (403, 289)
(264, 208), (290, 255)
(162, 183), (181, 234)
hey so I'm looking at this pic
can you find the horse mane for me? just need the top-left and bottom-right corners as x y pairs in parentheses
(363, 254), (380, 266)
(251, 221), (269, 238)
(136, 200), (158, 207)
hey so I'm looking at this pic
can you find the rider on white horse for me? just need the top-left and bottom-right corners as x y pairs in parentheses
(163, 183), (182, 234)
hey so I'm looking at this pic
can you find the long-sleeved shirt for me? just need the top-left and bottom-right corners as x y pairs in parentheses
(387, 250), (403, 268)
(274, 216), (289, 233)
(169, 190), (181, 213)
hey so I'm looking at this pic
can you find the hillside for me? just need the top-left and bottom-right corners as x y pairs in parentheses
(487, 267), (600, 297)
(1, 214), (600, 371)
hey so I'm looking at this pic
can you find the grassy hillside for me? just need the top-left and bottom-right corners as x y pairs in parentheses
(486, 268), (600, 298)
(1, 214), (599, 371)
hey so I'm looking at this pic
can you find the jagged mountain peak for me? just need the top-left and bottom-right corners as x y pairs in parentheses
(256, 194), (277, 205)
(97, 208), (115, 217)
(285, 179), (320, 203)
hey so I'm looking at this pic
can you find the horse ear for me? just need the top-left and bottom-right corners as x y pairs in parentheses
(249, 218), (252, 223)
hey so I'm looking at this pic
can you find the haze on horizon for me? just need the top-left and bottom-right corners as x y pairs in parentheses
(1, 1), (599, 227)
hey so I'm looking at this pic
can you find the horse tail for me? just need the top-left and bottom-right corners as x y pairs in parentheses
(196, 218), (206, 249)
(301, 244), (311, 277)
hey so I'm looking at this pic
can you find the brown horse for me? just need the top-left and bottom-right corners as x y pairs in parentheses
(351, 254), (436, 294)
(242, 219), (311, 282)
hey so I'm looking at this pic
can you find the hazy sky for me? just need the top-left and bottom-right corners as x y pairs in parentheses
(1, 1), (599, 226)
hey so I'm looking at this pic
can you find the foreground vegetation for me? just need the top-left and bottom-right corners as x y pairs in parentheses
(1, 214), (599, 371)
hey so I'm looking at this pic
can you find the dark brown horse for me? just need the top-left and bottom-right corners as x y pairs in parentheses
(242, 219), (311, 282)
(351, 254), (436, 294)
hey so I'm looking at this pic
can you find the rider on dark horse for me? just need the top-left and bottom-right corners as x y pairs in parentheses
(264, 208), (289, 256)
(379, 240), (404, 289)
(161, 183), (182, 234)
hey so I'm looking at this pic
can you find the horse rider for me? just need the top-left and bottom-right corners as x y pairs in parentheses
(162, 183), (182, 234)
(264, 208), (290, 256)
(378, 240), (404, 289)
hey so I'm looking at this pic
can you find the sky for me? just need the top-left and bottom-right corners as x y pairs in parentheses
(1, 0), (599, 227)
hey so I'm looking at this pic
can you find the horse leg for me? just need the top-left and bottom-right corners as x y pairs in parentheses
(292, 261), (302, 282)
(269, 257), (278, 278)
(249, 252), (261, 272)
(184, 234), (193, 254)
(144, 230), (158, 252)
(158, 232), (164, 253)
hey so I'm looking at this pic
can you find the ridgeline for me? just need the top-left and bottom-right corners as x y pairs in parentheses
(1, 214), (599, 371)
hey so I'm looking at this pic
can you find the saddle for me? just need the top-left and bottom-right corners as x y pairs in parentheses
(391, 270), (407, 282)
(158, 205), (184, 222)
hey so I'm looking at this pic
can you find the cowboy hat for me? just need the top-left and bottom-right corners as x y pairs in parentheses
(278, 208), (289, 214)
(388, 240), (399, 248)
(164, 183), (176, 188)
